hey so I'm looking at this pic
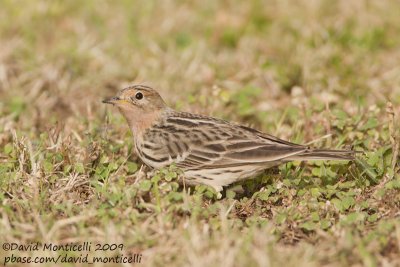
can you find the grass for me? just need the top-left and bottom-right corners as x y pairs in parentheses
(0, 0), (399, 266)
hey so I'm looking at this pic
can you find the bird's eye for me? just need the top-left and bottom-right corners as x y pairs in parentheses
(135, 92), (143, 100)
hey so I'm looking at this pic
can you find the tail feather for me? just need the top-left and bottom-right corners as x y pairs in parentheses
(288, 148), (358, 161)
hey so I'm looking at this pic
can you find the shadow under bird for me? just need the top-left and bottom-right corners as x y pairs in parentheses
(103, 85), (356, 192)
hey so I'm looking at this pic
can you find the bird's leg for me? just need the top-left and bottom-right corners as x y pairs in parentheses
(134, 164), (148, 184)
(145, 168), (157, 179)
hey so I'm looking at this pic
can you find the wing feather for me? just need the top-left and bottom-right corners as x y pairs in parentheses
(145, 111), (308, 170)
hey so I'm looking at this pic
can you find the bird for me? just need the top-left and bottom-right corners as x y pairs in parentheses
(103, 85), (356, 192)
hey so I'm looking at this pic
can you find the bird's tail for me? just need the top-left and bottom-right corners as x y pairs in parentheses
(288, 148), (358, 161)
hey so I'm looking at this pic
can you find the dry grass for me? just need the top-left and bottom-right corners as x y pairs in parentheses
(0, 0), (400, 266)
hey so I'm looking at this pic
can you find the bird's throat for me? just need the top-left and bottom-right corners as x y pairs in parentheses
(119, 107), (163, 136)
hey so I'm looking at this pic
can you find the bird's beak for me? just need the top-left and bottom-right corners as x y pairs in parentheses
(102, 96), (121, 105)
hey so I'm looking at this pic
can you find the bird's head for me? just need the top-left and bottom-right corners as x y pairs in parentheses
(103, 85), (167, 133)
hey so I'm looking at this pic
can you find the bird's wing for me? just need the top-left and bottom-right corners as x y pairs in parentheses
(140, 112), (308, 170)
(234, 124), (305, 147)
(177, 141), (306, 170)
(168, 121), (307, 170)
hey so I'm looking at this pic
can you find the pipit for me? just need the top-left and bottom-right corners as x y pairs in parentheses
(103, 85), (355, 192)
